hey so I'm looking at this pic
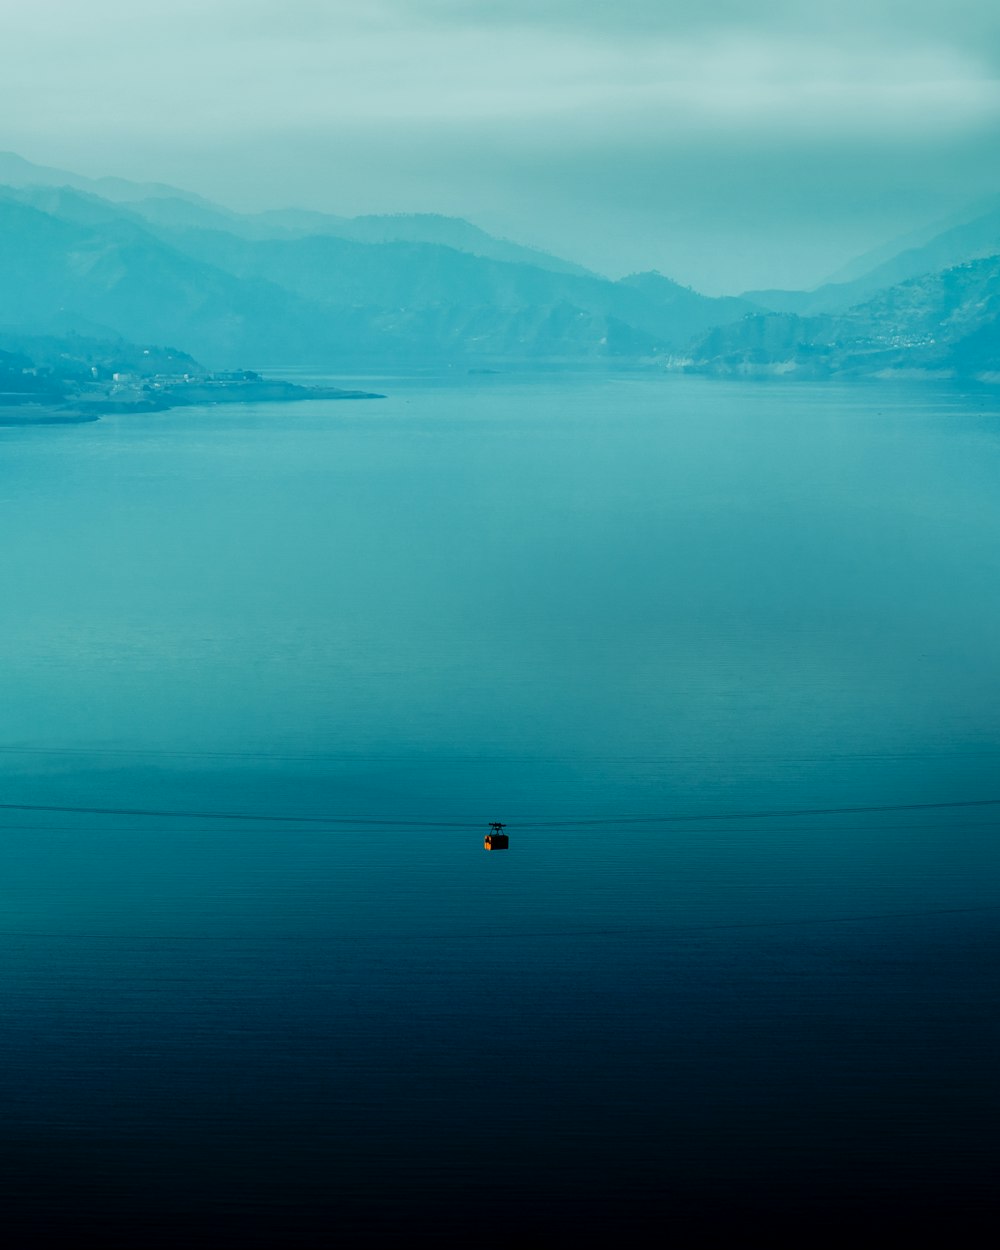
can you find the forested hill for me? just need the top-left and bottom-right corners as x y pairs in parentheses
(684, 255), (1000, 382)
(0, 330), (378, 424)
(4, 151), (999, 382)
(0, 180), (755, 369)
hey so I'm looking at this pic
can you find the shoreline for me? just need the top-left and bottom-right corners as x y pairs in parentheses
(0, 379), (385, 427)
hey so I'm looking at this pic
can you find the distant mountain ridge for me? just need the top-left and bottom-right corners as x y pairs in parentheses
(0, 150), (592, 278)
(0, 163), (759, 367)
(3, 149), (998, 381)
(0, 150), (215, 208)
(687, 255), (1000, 381)
(742, 200), (1000, 317)
(821, 194), (1000, 286)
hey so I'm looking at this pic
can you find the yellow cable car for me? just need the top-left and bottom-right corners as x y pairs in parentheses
(484, 821), (508, 850)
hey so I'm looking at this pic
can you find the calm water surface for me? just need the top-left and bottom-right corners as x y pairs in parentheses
(1, 375), (999, 1241)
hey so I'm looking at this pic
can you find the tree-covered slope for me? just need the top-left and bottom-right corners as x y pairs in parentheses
(0, 183), (753, 367)
(686, 255), (1000, 381)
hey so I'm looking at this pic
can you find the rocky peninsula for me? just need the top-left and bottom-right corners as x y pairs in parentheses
(0, 334), (382, 426)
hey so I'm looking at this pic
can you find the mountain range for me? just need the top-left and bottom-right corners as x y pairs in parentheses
(0, 152), (754, 368)
(1, 151), (998, 380)
(680, 196), (1000, 382)
(742, 196), (1000, 317)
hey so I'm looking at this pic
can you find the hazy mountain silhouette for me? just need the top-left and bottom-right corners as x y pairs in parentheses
(0, 150), (213, 208)
(821, 195), (1000, 285)
(689, 255), (1000, 380)
(0, 170), (757, 367)
(3, 150), (997, 380)
(743, 199), (1000, 316)
(0, 151), (593, 276)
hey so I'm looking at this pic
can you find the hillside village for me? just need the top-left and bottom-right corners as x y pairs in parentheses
(0, 333), (379, 424)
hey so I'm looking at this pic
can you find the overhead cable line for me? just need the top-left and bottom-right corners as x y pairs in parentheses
(1, 796), (999, 829)
(525, 798), (1000, 827)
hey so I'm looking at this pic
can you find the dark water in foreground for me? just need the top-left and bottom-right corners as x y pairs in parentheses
(1, 375), (999, 1242)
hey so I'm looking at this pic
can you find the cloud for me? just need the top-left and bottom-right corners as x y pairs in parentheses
(5, 2), (996, 137)
(1, 1), (998, 291)
(400, 0), (1000, 59)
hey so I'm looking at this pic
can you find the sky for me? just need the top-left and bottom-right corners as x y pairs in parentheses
(2, 0), (999, 292)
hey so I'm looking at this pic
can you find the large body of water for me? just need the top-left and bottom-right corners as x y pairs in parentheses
(2, 374), (999, 1242)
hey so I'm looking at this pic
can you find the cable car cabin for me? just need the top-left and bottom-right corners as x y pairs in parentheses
(485, 822), (508, 850)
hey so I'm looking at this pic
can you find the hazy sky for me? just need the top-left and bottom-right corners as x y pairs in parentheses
(2, 0), (999, 291)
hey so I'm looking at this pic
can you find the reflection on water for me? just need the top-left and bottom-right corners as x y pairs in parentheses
(1, 375), (999, 1241)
